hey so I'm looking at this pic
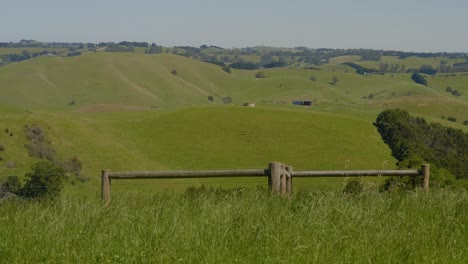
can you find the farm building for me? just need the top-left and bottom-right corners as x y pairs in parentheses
(292, 100), (312, 106)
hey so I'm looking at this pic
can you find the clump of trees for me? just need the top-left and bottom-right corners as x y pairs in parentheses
(342, 62), (377, 75)
(145, 46), (164, 54)
(374, 109), (468, 182)
(24, 124), (86, 182)
(445, 87), (462, 97)
(230, 62), (258, 70)
(0, 161), (66, 200)
(411, 73), (428, 86)
(106, 44), (134, 53)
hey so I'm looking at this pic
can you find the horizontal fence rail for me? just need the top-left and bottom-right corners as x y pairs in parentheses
(101, 163), (430, 205)
(109, 169), (268, 179)
(293, 170), (419, 177)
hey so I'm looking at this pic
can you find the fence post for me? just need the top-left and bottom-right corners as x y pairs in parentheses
(280, 163), (287, 194)
(101, 170), (111, 205)
(269, 162), (282, 193)
(421, 164), (430, 191)
(286, 165), (293, 194)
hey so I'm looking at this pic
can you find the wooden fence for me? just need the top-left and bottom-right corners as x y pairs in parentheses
(101, 162), (430, 205)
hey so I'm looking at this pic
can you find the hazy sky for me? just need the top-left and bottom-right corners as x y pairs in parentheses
(2, 0), (467, 52)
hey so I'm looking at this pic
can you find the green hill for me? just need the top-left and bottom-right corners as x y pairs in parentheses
(1, 52), (467, 191)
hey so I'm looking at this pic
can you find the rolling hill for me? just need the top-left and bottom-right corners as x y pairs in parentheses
(0, 51), (467, 190)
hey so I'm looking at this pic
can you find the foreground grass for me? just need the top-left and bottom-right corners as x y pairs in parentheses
(1, 189), (467, 263)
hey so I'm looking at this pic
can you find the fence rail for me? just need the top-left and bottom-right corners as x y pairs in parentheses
(293, 170), (419, 177)
(101, 162), (430, 205)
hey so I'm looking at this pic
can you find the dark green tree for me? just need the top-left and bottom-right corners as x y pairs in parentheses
(18, 161), (66, 199)
(411, 73), (428, 86)
(374, 109), (468, 179)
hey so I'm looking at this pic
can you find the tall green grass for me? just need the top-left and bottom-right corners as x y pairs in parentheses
(1, 189), (466, 263)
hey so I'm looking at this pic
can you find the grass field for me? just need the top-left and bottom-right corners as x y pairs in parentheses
(1, 51), (467, 190)
(0, 106), (395, 192)
(1, 189), (467, 263)
(1, 48), (467, 263)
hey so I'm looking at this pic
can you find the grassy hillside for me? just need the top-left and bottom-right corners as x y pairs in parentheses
(1, 51), (467, 192)
(0, 106), (395, 191)
(1, 52), (467, 122)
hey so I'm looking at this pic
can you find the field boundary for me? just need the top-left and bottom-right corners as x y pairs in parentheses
(101, 162), (430, 204)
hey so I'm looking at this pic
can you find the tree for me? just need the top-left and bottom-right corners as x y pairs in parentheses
(222, 65), (231, 74)
(374, 109), (468, 180)
(411, 73), (428, 86)
(18, 161), (66, 199)
(331, 76), (339, 85)
(419, 65), (437, 75)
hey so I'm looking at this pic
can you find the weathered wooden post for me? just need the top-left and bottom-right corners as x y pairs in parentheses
(280, 163), (287, 194)
(101, 170), (111, 205)
(421, 164), (430, 191)
(269, 162), (282, 193)
(286, 165), (293, 194)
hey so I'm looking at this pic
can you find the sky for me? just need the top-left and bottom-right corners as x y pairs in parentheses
(1, 0), (467, 52)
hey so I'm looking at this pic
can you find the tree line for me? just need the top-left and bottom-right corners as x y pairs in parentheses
(374, 109), (468, 181)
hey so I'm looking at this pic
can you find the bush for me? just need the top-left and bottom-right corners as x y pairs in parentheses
(18, 161), (66, 199)
(331, 76), (339, 85)
(310, 76), (317, 81)
(255, 71), (265, 78)
(379, 176), (420, 192)
(222, 97), (232, 104)
(0, 144), (5, 151)
(0, 176), (21, 197)
(171, 69), (177, 75)
(342, 178), (365, 195)
(447, 117), (457, 122)
(222, 65), (231, 73)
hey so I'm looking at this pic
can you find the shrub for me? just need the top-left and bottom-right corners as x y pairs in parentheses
(255, 71), (265, 78)
(0, 176), (21, 197)
(463, 120), (468, 126)
(310, 76), (317, 81)
(222, 97), (232, 104)
(342, 178), (364, 195)
(171, 69), (177, 75)
(61, 156), (83, 178)
(430, 167), (456, 188)
(331, 76), (339, 85)
(222, 65), (231, 73)
(0, 144), (5, 151)
(379, 176), (420, 192)
(18, 161), (66, 199)
(447, 117), (457, 122)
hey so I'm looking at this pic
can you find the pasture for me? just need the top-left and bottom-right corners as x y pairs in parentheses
(1, 189), (467, 263)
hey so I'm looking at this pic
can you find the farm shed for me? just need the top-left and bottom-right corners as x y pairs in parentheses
(292, 100), (312, 106)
